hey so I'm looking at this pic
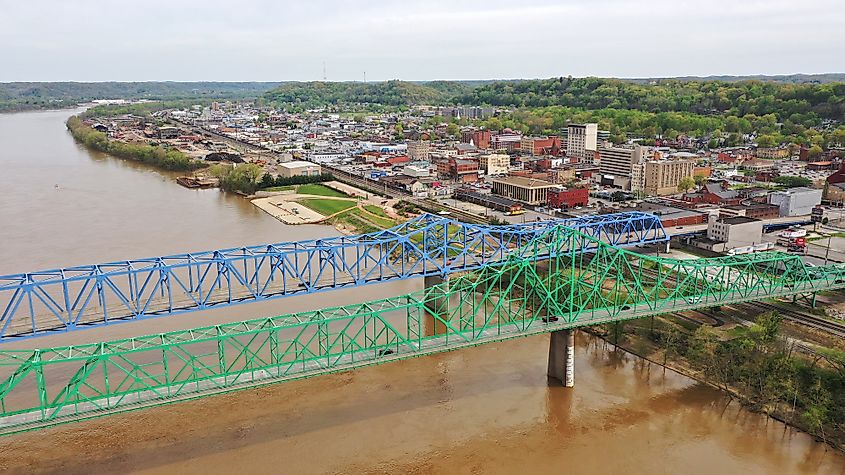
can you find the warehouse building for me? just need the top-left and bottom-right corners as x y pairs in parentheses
(767, 187), (823, 217)
(278, 161), (321, 178)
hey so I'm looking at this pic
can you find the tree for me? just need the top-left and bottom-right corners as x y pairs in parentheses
(808, 144), (823, 159)
(678, 176), (696, 193)
(259, 173), (275, 189)
(756, 134), (779, 148)
(773, 175), (812, 188)
(693, 174), (707, 187)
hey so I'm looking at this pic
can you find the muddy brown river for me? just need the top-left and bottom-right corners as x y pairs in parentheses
(0, 109), (843, 474)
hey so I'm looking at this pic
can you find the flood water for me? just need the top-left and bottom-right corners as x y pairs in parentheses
(0, 109), (844, 474)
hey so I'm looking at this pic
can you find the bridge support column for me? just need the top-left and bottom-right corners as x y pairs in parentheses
(548, 329), (575, 387)
(664, 239), (671, 254)
(424, 274), (450, 336)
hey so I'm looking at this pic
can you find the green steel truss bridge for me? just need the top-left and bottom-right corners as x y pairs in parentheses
(1, 223), (844, 434)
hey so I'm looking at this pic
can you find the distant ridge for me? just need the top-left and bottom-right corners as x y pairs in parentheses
(626, 73), (845, 84)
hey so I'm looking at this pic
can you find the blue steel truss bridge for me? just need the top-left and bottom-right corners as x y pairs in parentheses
(0, 212), (666, 340)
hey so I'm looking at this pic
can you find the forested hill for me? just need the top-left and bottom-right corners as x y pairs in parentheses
(456, 77), (845, 122)
(0, 82), (280, 112)
(262, 80), (478, 108)
(632, 73), (845, 84)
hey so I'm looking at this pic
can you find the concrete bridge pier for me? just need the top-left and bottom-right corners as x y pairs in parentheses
(548, 329), (575, 387)
(423, 274), (451, 336)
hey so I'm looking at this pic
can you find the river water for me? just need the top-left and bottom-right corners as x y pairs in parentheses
(0, 109), (843, 474)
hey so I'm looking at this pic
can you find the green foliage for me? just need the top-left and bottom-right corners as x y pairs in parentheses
(0, 82), (279, 112)
(264, 80), (476, 108)
(212, 163), (263, 194)
(773, 175), (813, 188)
(79, 100), (210, 119)
(65, 116), (206, 172)
(363, 205), (389, 217)
(647, 310), (845, 444)
(257, 173), (334, 190)
(459, 77), (845, 122)
(678, 176), (696, 193)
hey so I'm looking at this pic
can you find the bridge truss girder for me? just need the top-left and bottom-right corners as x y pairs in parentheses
(0, 212), (666, 340)
(0, 224), (842, 433)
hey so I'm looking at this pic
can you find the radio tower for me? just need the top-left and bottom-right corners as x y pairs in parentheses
(322, 61), (327, 81)
(363, 71), (367, 83)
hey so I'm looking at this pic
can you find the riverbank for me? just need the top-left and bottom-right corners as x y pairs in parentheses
(66, 116), (207, 172)
(596, 309), (845, 450)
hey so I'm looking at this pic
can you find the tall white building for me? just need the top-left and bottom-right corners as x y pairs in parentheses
(566, 124), (598, 164)
(598, 144), (649, 189)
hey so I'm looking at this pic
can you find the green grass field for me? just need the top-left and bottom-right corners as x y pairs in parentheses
(262, 185), (294, 192)
(298, 198), (355, 216)
(363, 205), (389, 218)
(298, 184), (348, 198)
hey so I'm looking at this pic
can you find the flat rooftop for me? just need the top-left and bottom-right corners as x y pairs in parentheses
(455, 189), (520, 208)
(635, 202), (706, 220)
(719, 216), (759, 225)
(279, 160), (318, 169)
(492, 176), (556, 189)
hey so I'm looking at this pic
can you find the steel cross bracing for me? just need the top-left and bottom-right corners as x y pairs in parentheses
(0, 212), (666, 340)
(0, 224), (843, 433)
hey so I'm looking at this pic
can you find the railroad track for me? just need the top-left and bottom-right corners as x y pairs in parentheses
(750, 301), (845, 338)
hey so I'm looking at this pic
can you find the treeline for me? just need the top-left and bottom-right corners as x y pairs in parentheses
(258, 172), (334, 189)
(79, 100), (216, 120)
(472, 106), (845, 148)
(66, 116), (207, 172)
(458, 77), (845, 123)
(632, 312), (845, 446)
(264, 80), (476, 107)
(209, 162), (333, 194)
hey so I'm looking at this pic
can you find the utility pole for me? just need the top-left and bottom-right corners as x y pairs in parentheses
(825, 236), (832, 265)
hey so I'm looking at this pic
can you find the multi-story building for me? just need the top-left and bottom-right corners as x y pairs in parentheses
(407, 140), (430, 161)
(478, 153), (510, 176)
(491, 132), (522, 153)
(756, 147), (790, 159)
(437, 158), (479, 183)
(566, 124), (598, 163)
(768, 187), (823, 216)
(461, 129), (491, 149)
(546, 187), (589, 209)
(492, 176), (557, 205)
(520, 136), (562, 156)
(598, 144), (649, 189)
(707, 216), (763, 251)
(631, 159), (695, 196)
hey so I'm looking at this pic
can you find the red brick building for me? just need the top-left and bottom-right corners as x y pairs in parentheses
(461, 129), (491, 149)
(437, 158), (479, 183)
(547, 187), (589, 209)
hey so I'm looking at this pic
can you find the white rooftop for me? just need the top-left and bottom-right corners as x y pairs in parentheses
(279, 160), (317, 169)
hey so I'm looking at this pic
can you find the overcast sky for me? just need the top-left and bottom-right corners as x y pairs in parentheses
(2, 0), (844, 82)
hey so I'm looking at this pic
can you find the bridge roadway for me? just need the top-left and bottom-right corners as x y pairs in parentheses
(0, 223), (844, 434)
(0, 212), (666, 340)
